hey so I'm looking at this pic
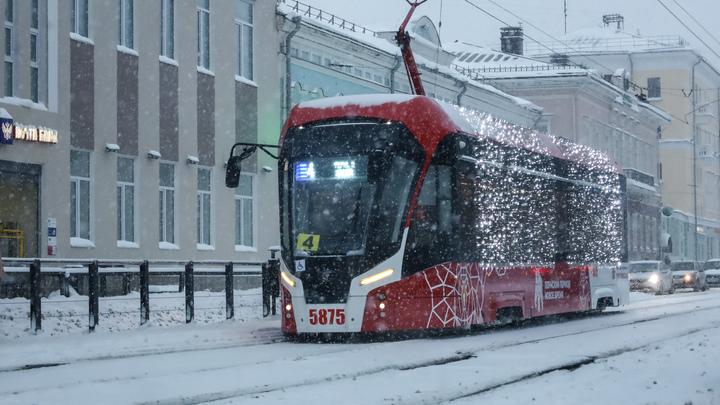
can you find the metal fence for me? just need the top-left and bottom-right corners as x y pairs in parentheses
(1, 256), (280, 334)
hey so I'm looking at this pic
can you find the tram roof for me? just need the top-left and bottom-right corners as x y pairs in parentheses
(282, 94), (623, 175)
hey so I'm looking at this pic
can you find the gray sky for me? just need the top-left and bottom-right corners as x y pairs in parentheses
(297, 0), (720, 63)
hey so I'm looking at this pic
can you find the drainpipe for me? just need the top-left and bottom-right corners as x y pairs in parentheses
(456, 80), (467, 107)
(692, 57), (702, 261)
(284, 16), (302, 120)
(389, 55), (402, 94)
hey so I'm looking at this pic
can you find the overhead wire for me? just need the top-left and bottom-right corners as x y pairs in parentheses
(670, 0), (720, 48)
(461, 0), (649, 91)
(656, 0), (720, 60)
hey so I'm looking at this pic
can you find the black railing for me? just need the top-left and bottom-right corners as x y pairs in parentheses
(277, 0), (377, 36)
(1, 257), (280, 334)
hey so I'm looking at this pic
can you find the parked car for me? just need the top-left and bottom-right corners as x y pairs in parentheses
(627, 261), (674, 294)
(670, 261), (708, 291)
(703, 259), (720, 286)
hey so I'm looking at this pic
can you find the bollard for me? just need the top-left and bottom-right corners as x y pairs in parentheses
(29, 259), (41, 333)
(122, 272), (131, 295)
(262, 258), (280, 317)
(140, 260), (149, 325)
(88, 260), (99, 332)
(61, 272), (70, 297)
(185, 261), (194, 323)
(225, 262), (234, 320)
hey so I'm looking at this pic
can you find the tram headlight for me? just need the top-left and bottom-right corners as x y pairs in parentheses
(281, 271), (296, 287)
(360, 269), (394, 286)
(648, 274), (659, 284)
(379, 302), (386, 310)
(285, 303), (292, 312)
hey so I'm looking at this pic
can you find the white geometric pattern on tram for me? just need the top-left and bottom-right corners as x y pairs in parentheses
(424, 263), (508, 328)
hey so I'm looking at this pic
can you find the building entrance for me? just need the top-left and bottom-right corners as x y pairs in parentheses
(0, 160), (41, 258)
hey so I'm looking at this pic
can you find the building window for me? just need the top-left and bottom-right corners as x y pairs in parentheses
(235, 174), (254, 248)
(117, 157), (135, 243)
(72, 0), (89, 37)
(196, 0), (210, 69)
(197, 167), (211, 246)
(30, 0), (39, 102)
(160, 0), (174, 59)
(648, 77), (661, 99)
(70, 150), (91, 241)
(4, 0), (14, 97)
(159, 163), (175, 245)
(235, 0), (252, 80)
(118, 0), (134, 49)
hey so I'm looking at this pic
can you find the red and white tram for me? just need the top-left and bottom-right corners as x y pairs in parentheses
(226, 1), (628, 338)
(274, 95), (629, 337)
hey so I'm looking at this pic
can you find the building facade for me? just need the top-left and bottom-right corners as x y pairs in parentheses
(0, 0), (281, 264)
(526, 27), (720, 262)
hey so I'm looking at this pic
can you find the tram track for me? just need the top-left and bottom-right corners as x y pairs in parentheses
(443, 324), (719, 403)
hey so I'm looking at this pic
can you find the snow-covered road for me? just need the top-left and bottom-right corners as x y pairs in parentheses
(1, 290), (719, 405)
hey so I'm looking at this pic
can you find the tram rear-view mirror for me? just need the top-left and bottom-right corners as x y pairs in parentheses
(225, 155), (242, 188)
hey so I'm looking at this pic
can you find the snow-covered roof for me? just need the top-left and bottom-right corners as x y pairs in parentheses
(524, 27), (691, 56)
(445, 40), (593, 80)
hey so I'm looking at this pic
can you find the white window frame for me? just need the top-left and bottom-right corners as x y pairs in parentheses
(235, 0), (253, 80)
(118, 0), (133, 49)
(159, 162), (176, 247)
(71, 0), (89, 38)
(4, 0), (14, 97)
(235, 173), (255, 250)
(196, 0), (210, 70)
(160, 0), (174, 59)
(116, 156), (136, 245)
(70, 149), (93, 245)
(30, 0), (42, 103)
(197, 167), (212, 247)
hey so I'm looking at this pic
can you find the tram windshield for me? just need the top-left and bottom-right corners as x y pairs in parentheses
(280, 120), (425, 268)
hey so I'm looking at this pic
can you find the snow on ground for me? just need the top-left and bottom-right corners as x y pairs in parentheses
(0, 287), (265, 339)
(1, 289), (719, 404)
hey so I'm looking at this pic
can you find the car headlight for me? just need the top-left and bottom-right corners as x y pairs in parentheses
(684, 274), (693, 282)
(648, 274), (659, 284)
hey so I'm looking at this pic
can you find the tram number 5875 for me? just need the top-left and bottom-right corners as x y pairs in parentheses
(309, 309), (345, 325)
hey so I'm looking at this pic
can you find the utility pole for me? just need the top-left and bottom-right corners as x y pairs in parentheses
(564, 0), (567, 34)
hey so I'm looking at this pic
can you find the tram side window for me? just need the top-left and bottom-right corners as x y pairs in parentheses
(466, 160), (556, 264)
(556, 162), (622, 263)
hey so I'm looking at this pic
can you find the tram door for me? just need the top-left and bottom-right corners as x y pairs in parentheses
(0, 160), (41, 258)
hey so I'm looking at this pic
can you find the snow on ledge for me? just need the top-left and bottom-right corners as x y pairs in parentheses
(197, 243), (215, 251)
(197, 66), (215, 77)
(70, 32), (94, 46)
(159, 241), (180, 250)
(117, 240), (139, 249)
(0, 96), (48, 111)
(70, 237), (95, 248)
(159, 55), (179, 67)
(235, 75), (257, 87)
(117, 45), (139, 57)
(235, 245), (258, 253)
